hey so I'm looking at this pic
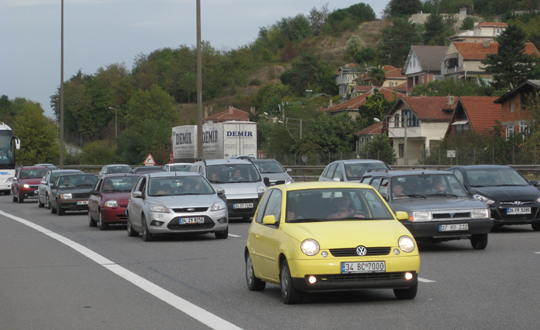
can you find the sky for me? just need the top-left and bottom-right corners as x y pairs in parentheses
(0, 0), (390, 119)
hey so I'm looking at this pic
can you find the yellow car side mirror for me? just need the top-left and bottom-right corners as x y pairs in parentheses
(395, 211), (409, 221)
(262, 215), (277, 225)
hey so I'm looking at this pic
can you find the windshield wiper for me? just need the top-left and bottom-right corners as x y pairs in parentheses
(425, 193), (459, 197)
(403, 194), (426, 199)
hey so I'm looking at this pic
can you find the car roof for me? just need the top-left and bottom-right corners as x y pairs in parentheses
(251, 159), (280, 163)
(273, 181), (374, 192)
(167, 162), (193, 166)
(363, 170), (453, 177)
(450, 165), (511, 170)
(203, 159), (252, 165)
(338, 159), (388, 164)
(104, 164), (131, 167)
(58, 173), (95, 176)
(49, 169), (83, 173)
(145, 171), (202, 178)
(101, 173), (142, 179)
(20, 166), (49, 169)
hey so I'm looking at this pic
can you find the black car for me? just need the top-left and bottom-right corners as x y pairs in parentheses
(447, 165), (540, 231)
(37, 169), (83, 209)
(49, 173), (97, 216)
(361, 170), (493, 249)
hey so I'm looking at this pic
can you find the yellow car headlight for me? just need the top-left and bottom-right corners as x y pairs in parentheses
(301, 239), (320, 256)
(398, 235), (415, 253)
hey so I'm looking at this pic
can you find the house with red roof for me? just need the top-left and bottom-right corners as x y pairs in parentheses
(354, 122), (385, 151)
(445, 97), (502, 137)
(336, 63), (360, 96)
(448, 22), (508, 43)
(441, 41), (540, 80)
(385, 96), (458, 165)
(204, 106), (251, 123)
(402, 45), (449, 93)
(494, 80), (540, 138)
(324, 88), (405, 119)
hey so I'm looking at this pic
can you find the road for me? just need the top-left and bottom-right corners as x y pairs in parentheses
(1, 195), (539, 330)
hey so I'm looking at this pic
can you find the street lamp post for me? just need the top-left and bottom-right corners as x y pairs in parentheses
(109, 107), (117, 145)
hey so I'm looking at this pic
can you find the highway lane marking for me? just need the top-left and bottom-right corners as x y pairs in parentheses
(419, 277), (436, 283)
(228, 233), (241, 237)
(0, 210), (242, 330)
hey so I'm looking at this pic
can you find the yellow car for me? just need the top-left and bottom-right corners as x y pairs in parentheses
(245, 181), (420, 304)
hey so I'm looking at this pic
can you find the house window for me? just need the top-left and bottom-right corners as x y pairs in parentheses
(401, 110), (419, 127)
(506, 125), (515, 138)
(399, 144), (404, 158)
(394, 114), (400, 127)
(455, 124), (470, 134)
(421, 75), (425, 84)
(389, 82), (394, 87)
(510, 99), (516, 113)
(519, 121), (530, 135)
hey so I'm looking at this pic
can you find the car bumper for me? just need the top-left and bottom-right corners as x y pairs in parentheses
(492, 207), (540, 226)
(58, 199), (89, 210)
(227, 196), (261, 218)
(101, 207), (128, 224)
(20, 189), (39, 199)
(288, 255), (420, 292)
(147, 210), (228, 235)
(402, 218), (493, 240)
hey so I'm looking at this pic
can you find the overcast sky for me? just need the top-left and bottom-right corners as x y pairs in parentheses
(1, 0), (390, 119)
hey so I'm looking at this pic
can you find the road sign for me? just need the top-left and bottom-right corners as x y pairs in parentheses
(143, 153), (155, 166)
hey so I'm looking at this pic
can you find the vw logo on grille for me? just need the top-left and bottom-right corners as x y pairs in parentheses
(356, 246), (367, 256)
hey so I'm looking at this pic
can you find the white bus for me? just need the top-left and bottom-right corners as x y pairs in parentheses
(0, 122), (21, 195)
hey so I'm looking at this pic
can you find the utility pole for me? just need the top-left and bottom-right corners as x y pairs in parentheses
(59, 0), (64, 169)
(196, 0), (203, 159)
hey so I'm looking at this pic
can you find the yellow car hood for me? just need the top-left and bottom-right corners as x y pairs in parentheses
(283, 220), (411, 248)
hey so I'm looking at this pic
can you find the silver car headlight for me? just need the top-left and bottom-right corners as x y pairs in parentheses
(60, 193), (72, 199)
(104, 200), (118, 208)
(471, 208), (490, 218)
(211, 201), (226, 211)
(300, 239), (320, 256)
(257, 184), (267, 194)
(411, 211), (432, 221)
(473, 194), (495, 205)
(398, 236), (415, 253)
(149, 204), (170, 213)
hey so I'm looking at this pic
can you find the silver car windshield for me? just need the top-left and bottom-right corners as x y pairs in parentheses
(148, 176), (214, 196)
(207, 164), (261, 183)
(390, 174), (468, 198)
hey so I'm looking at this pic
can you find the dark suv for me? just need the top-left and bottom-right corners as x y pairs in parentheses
(447, 165), (540, 231)
(361, 170), (493, 250)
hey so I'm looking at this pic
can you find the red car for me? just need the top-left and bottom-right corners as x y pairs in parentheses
(12, 166), (49, 203)
(88, 174), (141, 230)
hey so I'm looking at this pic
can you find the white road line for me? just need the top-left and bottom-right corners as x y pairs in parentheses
(0, 210), (242, 330)
(228, 233), (241, 238)
(535, 252), (540, 255)
(419, 277), (436, 283)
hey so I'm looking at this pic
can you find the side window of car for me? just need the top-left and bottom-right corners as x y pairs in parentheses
(255, 190), (273, 224)
(263, 189), (282, 226)
(95, 179), (102, 191)
(334, 164), (344, 181)
(324, 163), (337, 179)
(450, 169), (464, 184)
(378, 178), (389, 197)
(370, 177), (382, 190)
(136, 177), (146, 194)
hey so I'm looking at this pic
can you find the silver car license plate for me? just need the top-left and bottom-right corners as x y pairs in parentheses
(179, 217), (205, 224)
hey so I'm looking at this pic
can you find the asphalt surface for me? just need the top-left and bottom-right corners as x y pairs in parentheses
(1, 195), (539, 330)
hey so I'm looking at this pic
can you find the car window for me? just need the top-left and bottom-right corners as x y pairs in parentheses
(207, 164), (261, 183)
(333, 164), (344, 181)
(135, 177), (147, 195)
(323, 163), (337, 179)
(262, 189), (282, 226)
(255, 190), (274, 224)
(465, 167), (529, 187)
(449, 169), (464, 183)
(286, 188), (394, 222)
(369, 177), (382, 190)
(378, 178), (389, 197)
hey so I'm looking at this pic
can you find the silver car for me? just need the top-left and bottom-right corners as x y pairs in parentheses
(126, 172), (228, 241)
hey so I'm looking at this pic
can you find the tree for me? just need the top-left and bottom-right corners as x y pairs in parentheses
(294, 114), (357, 154)
(353, 47), (378, 66)
(423, 11), (446, 45)
(481, 25), (540, 90)
(280, 53), (337, 96)
(125, 84), (179, 127)
(308, 4), (329, 36)
(369, 68), (386, 87)
(460, 17), (476, 31)
(12, 100), (59, 165)
(357, 90), (399, 128)
(377, 19), (422, 67)
(383, 0), (422, 17)
(359, 134), (395, 164)
(116, 119), (171, 165)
